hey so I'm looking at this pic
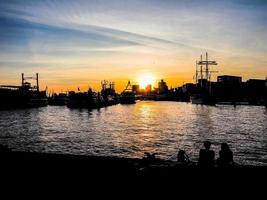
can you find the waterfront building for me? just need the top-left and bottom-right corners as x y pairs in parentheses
(217, 75), (242, 85)
(145, 84), (152, 94)
(158, 79), (168, 94)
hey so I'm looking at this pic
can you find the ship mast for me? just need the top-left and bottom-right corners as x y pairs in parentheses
(200, 54), (203, 80)
(196, 53), (218, 92)
(206, 52), (209, 81)
(195, 61), (198, 84)
(196, 53), (218, 82)
(36, 73), (39, 92)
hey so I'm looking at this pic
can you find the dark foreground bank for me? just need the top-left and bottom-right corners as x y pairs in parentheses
(1, 150), (265, 176)
(1, 150), (266, 194)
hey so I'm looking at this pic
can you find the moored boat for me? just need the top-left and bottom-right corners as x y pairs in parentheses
(190, 94), (204, 105)
(67, 89), (98, 109)
(120, 92), (136, 104)
(0, 73), (48, 109)
(120, 81), (136, 104)
(101, 80), (119, 106)
(190, 94), (216, 105)
(48, 93), (68, 106)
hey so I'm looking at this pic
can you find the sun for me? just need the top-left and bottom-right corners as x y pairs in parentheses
(137, 74), (156, 89)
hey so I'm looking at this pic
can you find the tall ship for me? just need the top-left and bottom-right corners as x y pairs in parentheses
(190, 53), (218, 105)
(120, 81), (136, 104)
(0, 73), (48, 109)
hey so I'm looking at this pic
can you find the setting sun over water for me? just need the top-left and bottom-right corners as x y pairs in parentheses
(137, 74), (156, 89)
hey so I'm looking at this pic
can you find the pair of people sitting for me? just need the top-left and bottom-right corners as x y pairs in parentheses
(198, 141), (233, 167)
(177, 141), (233, 167)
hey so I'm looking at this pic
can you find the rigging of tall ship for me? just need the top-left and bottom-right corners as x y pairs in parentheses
(190, 52), (218, 105)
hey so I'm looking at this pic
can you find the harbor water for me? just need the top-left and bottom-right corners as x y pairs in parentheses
(0, 101), (266, 166)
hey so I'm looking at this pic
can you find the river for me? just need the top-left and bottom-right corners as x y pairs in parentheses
(0, 101), (266, 166)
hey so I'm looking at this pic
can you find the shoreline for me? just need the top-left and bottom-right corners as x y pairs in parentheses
(1, 150), (265, 169)
(1, 150), (266, 184)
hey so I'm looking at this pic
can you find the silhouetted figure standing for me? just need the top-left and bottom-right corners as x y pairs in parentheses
(198, 141), (215, 168)
(217, 143), (233, 167)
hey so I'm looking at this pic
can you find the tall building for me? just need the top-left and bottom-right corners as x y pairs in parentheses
(158, 79), (168, 94)
(245, 79), (266, 98)
(145, 84), (152, 93)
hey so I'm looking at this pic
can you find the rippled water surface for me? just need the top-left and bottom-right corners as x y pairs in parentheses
(0, 101), (266, 166)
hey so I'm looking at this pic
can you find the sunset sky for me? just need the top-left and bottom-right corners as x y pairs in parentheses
(0, 0), (266, 92)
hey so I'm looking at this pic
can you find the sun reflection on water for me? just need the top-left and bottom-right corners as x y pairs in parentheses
(0, 102), (266, 165)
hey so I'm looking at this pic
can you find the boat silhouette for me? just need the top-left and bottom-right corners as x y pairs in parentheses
(120, 81), (136, 104)
(48, 93), (68, 106)
(0, 73), (47, 109)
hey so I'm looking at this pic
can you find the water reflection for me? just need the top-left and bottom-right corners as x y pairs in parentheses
(0, 102), (266, 166)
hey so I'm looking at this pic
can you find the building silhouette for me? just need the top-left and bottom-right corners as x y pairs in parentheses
(158, 80), (168, 94)
(145, 84), (152, 94)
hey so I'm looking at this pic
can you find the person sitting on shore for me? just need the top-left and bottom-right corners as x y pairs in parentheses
(198, 141), (215, 168)
(143, 152), (157, 163)
(177, 150), (190, 164)
(216, 143), (234, 167)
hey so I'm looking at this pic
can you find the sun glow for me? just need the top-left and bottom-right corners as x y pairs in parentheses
(138, 74), (156, 89)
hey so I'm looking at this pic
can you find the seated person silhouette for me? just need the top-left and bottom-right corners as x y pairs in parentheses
(216, 143), (233, 167)
(177, 150), (189, 164)
(143, 152), (157, 163)
(198, 141), (215, 168)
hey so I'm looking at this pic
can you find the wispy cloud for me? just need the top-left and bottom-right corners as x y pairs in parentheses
(0, 0), (266, 91)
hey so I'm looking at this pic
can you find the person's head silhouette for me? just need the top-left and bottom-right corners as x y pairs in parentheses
(204, 141), (211, 150)
(221, 143), (230, 151)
